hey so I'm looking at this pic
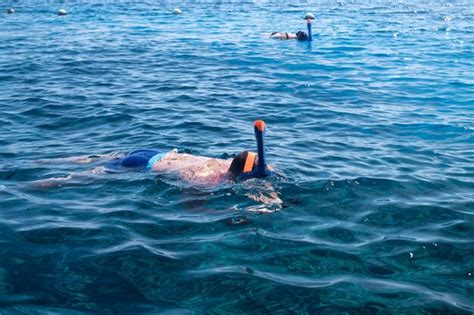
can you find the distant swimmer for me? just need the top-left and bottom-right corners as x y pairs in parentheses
(58, 9), (67, 16)
(269, 12), (314, 41)
(6, 8), (15, 14)
(172, 7), (182, 15)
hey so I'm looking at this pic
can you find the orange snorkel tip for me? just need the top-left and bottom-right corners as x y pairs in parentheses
(254, 120), (266, 132)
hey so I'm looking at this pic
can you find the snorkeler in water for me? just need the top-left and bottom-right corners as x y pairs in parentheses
(101, 148), (257, 186)
(102, 120), (275, 185)
(30, 120), (282, 210)
(269, 12), (314, 41)
(33, 120), (277, 187)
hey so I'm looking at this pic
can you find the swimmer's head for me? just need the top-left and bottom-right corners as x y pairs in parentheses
(296, 31), (308, 41)
(227, 151), (257, 180)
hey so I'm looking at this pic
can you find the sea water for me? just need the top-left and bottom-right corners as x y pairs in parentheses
(0, 0), (473, 313)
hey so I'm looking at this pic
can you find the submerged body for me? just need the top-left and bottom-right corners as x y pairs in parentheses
(105, 120), (275, 185)
(103, 149), (236, 186)
(34, 147), (266, 188)
(151, 151), (232, 186)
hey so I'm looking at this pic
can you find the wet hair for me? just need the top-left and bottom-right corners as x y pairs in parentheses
(228, 151), (255, 180)
(296, 31), (308, 41)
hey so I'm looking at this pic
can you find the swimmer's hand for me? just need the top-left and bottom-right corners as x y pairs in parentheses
(242, 181), (283, 213)
(247, 190), (282, 206)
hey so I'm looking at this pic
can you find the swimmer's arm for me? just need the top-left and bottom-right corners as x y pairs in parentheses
(245, 182), (283, 211)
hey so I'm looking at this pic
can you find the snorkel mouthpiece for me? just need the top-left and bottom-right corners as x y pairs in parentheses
(236, 120), (275, 181)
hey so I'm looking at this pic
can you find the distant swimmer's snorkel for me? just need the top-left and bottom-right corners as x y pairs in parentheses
(269, 12), (314, 42)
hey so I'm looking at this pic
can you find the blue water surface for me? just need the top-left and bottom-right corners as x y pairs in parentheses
(1, 0), (473, 313)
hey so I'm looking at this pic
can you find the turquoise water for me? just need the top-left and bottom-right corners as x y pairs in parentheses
(1, 0), (473, 313)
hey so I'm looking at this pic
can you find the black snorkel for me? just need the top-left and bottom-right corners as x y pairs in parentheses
(303, 12), (314, 42)
(236, 120), (275, 181)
